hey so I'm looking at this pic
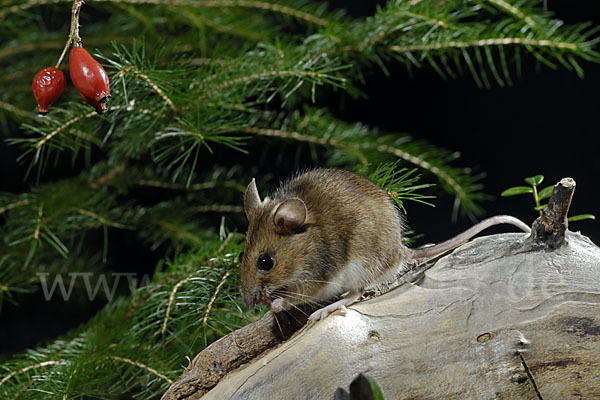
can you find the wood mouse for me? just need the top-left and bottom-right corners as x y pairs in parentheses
(239, 168), (530, 321)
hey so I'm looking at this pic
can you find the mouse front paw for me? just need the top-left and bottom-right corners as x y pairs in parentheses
(308, 303), (348, 321)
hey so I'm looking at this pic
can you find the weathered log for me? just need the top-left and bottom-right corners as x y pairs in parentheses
(201, 231), (600, 399)
(163, 179), (599, 399)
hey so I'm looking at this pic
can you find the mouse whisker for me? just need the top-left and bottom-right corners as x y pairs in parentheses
(298, 278), (344, 288)
(274, 290), (322, 308)
(272, 288), (321, 307)
(281, 302), (309, 318)
(272, 312), (284, 338)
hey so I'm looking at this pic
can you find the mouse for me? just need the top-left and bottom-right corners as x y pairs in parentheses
(239, 168), (531, 321)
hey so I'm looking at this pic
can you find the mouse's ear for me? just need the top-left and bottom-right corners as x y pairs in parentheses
(273, 198), (307, 235)
(244, 178), (261, 217)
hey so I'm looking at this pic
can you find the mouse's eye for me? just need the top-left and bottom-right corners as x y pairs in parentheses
(256, 254), (274, 272)
(238, 251), (244, 263)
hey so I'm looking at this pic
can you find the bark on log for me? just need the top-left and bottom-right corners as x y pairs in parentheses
(161, 304), (317, 400)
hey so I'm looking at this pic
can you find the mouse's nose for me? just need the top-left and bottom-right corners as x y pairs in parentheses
(241, 285), (260, 308)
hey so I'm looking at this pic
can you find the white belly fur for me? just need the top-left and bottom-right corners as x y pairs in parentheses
(315, 260), (372, 300)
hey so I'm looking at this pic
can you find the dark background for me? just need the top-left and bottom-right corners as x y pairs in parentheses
(1, 1), (599, 356)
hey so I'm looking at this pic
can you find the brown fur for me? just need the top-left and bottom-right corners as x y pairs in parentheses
(240, 168), (407, 308)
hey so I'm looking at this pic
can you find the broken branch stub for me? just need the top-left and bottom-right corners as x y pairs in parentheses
(531, 177), (576, 249)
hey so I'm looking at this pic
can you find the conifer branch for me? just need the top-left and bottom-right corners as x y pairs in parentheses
(241, 116), (479, 215)
(1, 2), (598, 397)
(1, 0), (329, 26)
(368, 143), (467, 202)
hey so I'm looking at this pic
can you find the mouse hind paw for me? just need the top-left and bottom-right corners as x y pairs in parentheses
(308, 303), (348, 321)
(308, 289), (361, 321)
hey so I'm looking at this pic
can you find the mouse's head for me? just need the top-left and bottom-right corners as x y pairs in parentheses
(240, 179), (327, 312)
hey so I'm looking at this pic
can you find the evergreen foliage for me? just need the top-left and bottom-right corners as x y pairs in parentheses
(0, 0), (598, 398)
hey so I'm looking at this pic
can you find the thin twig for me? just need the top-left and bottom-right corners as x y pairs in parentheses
(244, 127), (465, 200)
(188, 205), (243, 213)
(396, 10), (449, 28)
(161, 276), (195, 335)
(0, 199), (31, 215)
(108, 356), (173, 384)
(217, 232), (235, 253)
(488, 0), (536, 27)
(34, 104), (154, 150)
(202, 267), (234, 328)
(198, 70), (323, 100)
(0, 100), (49, 123)
(90, 162), (127, 188)
(151, 219), (206, 244)
(0, 37), (131, 62)
(241, 127), (369, 166)
(35, 111), (96, 149)
(54, 0), (83, 68)
(73, 208), (130, 229)
(119, 66), (179, 114)
(171, 5), (266, 42)
(0, 360), (70, 387)
(161, 233), (234, 335)
(388, 37), (577, 52)
(134, 179), (244, 192)
(61, 366), (77, 400)
(33, 203), (44, 240)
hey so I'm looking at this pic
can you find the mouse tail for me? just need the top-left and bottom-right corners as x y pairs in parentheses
(411, 215), (531, 259)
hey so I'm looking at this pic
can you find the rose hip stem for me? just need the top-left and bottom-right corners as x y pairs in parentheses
(55, 0), (84, 69)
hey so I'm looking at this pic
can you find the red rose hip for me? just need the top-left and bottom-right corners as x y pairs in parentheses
(69, 46), (110, 105)
(32, 67), (66, 114)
